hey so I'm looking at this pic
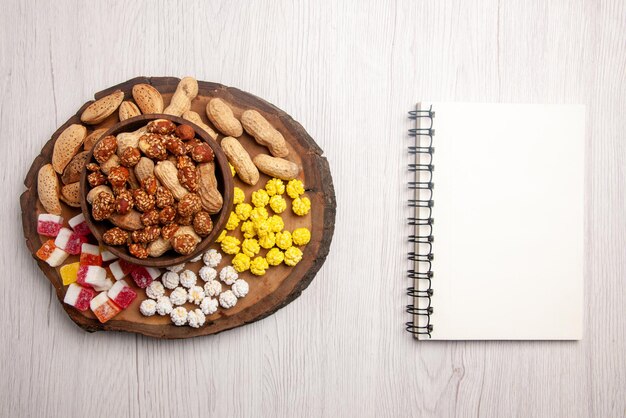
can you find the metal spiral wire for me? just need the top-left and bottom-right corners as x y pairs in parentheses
(406, 105), (434, 338)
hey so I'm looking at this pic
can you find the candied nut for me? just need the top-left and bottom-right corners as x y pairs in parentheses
(178, 165), (198, 192)
(102, 227), (129, 246)
(146, 119), (176, 135)
(193, 211), (213, 237)
(93, 135), (117, 163)
(112, 185), (127, 196)
(141, 209), (160, 226)
(120, 147), (141, 167)
(177, 193), (202, 217)
(159, 205), (177, 225)
(108, 166), (130, 188)
(191, 143), (214, 163)
(141, 175), (158, 195)
(131, 225), (161, 243)
(92, 191), (115, 221)
(133, 189), (156, 212)
(172, 233), (197, 255)
(87, 171), (106, 187)
(155, 186), (174, 208)
(176, 213), (193, 226)
(115, 190), (134, 215)
(86, 162), (100, 172)
(164, 136), (186, 156)
(176, 155), (194, 170)
(128, 243), (149, 259)
(140, 134), (167, 160)
(175, 124), (196, 141)
(161, 223), (180, 239)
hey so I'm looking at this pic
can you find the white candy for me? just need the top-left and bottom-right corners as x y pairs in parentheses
(81, 243), (99, 256)
(100, 249), (117, 262)
(188, 286), (205, 305)
(187, 309), (206, 328)
(203, 249), (222, 267)
(81, 266), (107, 288)
(219, 266), (238, 285)
(203, 280), (222, 298)
(179, 270), (197, 288)
(162, 271), (180, 289)
(89, 292), (110, 311)
(199, 266), (217, 282)
(231, 279), (249, 298)
(145, 281), (165, 299)
(107, 280), (129, 300)
(170, 287), (188, 306)
(156, 296), (173, 315)
(200, 297), (218, 316)
(167, 263), (185, 273)
(170, 307), (188, 326)
(63, 283), (83, 306)
(109, 261), (127, 281)
(219, 290), (237, 309)
(46, 248), (68, 267)
(92, 278), (113, 292)
(140, 299), (157, 316)
(68, 213), (85, 229)
(54, 228), (73, 251)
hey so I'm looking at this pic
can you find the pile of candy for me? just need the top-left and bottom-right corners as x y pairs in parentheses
(215, 178), (311, 276)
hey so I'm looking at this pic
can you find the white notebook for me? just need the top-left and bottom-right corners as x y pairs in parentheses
(408, 103), (584, 340)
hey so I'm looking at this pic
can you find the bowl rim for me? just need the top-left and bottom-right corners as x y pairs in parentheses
(79, 114), (233, 268)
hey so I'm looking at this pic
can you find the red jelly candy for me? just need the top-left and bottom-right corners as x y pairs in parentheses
(65, 234), (88, 255)
(79, 243), (102, 266)
(75, 287), (96, 311)
(131, 268), (154, 289)
(37, 214), (63, 237)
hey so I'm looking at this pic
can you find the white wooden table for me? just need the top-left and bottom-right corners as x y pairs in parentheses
(2, 0), (624, 416)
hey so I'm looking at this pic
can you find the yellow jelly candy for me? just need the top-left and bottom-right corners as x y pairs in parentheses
(221, 236), (241, 255)
(292, 228), (311, 246)
(267, 215), (284, 233)
(292, 196), (311, 216)
(265, 178), (285, 196)
(266, 248), (284, 266)
(258, 232), (276, 249)
(242, 238), (260, 258)
(225, 212), (240, 230)
(232, 253), (251, 272)
(235, 203), (253, 221)
(251, 189), (270, 208)
(269, 195), (287, 214)
(60, 262), (80, 286)
(284, 247), (303, 267)
(233, 187), (245, 205)
(250, 256), (269, 276)
(275, 231), (292, 250)
(286, 179), (304, 198)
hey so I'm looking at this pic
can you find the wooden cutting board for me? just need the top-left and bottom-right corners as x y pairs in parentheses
(20, 77), (336, 338)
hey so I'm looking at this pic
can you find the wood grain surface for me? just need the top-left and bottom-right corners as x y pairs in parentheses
(2, 0), (625, 417)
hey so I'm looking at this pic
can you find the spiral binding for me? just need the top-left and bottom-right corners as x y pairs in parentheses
(406, 104), (435, 338)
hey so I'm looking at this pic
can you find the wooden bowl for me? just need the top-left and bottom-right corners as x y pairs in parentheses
(79, 114), (233, 267)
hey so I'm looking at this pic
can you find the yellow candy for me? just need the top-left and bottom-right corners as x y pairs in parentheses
(284, 247), (303, 267)
(232, 253), (250, 272)
(241, 221), (257, 239)
(286, 179), (304, 198)
(225, 212), (240, 230)
(265, 178), (285, 196)
(269, 195), (287, 213)
(275, 231), (292, 250)
(221, 236), (241, 255)
(235, 203), (253, 221)
(267, 215), (284, 233)
(292, 196), (311, 216)
(60, 262), (80, 286)
(255, 219), (271, 238)
(265, 248), (284, 266)
(242, 238), (260, 257)
(233, 187), (245, 205)
(292, 228), (311, 246)
(250, 256), (269, 276)
(258, 232), (276, 249)
(216, 230), (227, 243)
(251, 189), (270, 208)
(229, 163), (236, 177)
(250, 207), (269, 223)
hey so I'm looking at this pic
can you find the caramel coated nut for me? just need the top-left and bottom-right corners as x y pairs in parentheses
(103, 227), (129, 246)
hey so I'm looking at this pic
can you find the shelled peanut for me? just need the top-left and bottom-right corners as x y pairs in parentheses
(86, 118), (223, 258)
